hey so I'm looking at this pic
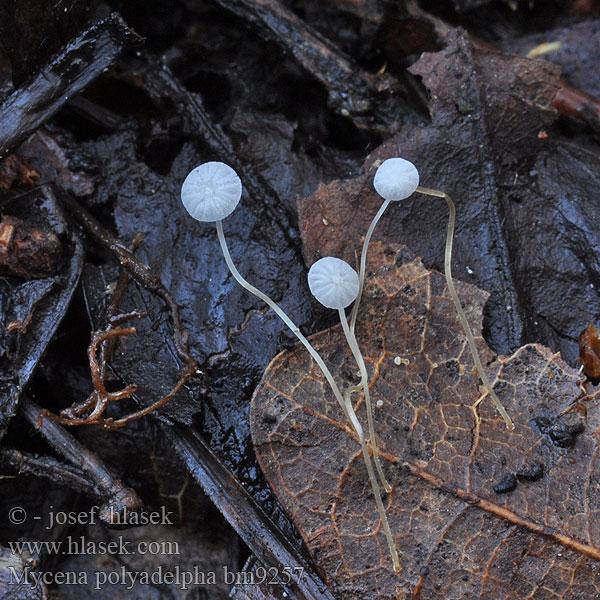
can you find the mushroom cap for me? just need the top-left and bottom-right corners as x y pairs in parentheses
(308, 257), (359, 310)
(373, 157), (419, 201)
(181, 161), (242, 222)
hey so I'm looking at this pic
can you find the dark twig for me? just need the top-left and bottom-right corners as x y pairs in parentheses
(39, 194), (198, 429)
(0, 13), (142, 160)
(190, 0), (404, 134)
(0, 448), (98, 497)
(19, 395), (143, 524)
(66, 94), (127, 133)
(161, 421), (335, 600)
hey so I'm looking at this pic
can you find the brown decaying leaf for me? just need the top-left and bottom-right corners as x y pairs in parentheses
(297, 27), (600, 367)
(251, 243), (600, 600)
(579, 324), (600, 380)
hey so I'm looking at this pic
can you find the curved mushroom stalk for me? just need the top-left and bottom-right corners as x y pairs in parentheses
(350, 158), (419, 333)
(181, 162), (401, 573)
(350, 157), (514, 431)
(308, 257), (391, 491)
(218, 226), (400, 572)
(416, 185), (514, 430)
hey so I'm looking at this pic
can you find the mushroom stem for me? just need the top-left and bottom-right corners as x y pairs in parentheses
(350, 198), (391, 334)
(415, 186), (515, 431)
(343, 387), (400, 573)
(215, 219), (358, 430)
(216, 220), (400, 573)
(339, 308), (391, 492)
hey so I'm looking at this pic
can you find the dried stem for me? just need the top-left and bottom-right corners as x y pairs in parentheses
(38, 194), (199, 429)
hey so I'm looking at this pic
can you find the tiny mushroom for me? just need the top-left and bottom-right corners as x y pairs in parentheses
(309, 256), (392, 492)
(181, 161), (242, 222)
(181, 165), (400, 573)
(181, 163), (355, 428)
(350, 158), (419, 333)
(373, 157), (420, 202)
(307, 256), (359, 310)
(351, 155), (514, 430)
(308, 256), (400, 571)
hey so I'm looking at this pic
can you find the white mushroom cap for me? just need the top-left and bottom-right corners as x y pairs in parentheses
(308, 257), (359, 310)
(373, 157), (419, 201)
(181, 161), (242, 222)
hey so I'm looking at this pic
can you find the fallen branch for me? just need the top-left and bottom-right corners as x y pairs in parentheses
(0, 13), (141, 160)
(0, 448), (102, 498)
(19, 396), (143, 524)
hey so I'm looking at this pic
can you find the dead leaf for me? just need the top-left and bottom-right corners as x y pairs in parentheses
(251, 243), (600, 599)
(297, 28), (600, 366)
(498, 18), (600, 98)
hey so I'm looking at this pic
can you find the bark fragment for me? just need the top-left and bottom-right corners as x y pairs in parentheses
(0, 13), (141, 160)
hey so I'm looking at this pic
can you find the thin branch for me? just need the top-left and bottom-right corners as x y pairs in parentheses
(0, 448), (98, 497)
(0, 13), (142, 160)
(19, 395), (143, 523)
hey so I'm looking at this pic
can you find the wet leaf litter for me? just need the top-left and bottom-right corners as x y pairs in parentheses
(251, 244), (599, 600)
(298, 27), (600, 365)
(0, 1), (599, 599)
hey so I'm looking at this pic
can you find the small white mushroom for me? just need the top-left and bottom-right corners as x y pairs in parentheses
(307, 257), (359, 310)
(350, 157), (420, 333)
(309, 256), (392, 494)
(373, 157), (419, 201)
(181, 161), (242, 222)
(354, 156), (514, 430)
(180, 165), (362, 442)
(182, 167), (400, 573)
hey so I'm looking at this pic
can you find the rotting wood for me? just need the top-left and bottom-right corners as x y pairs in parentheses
(0, 13), (142, 160)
